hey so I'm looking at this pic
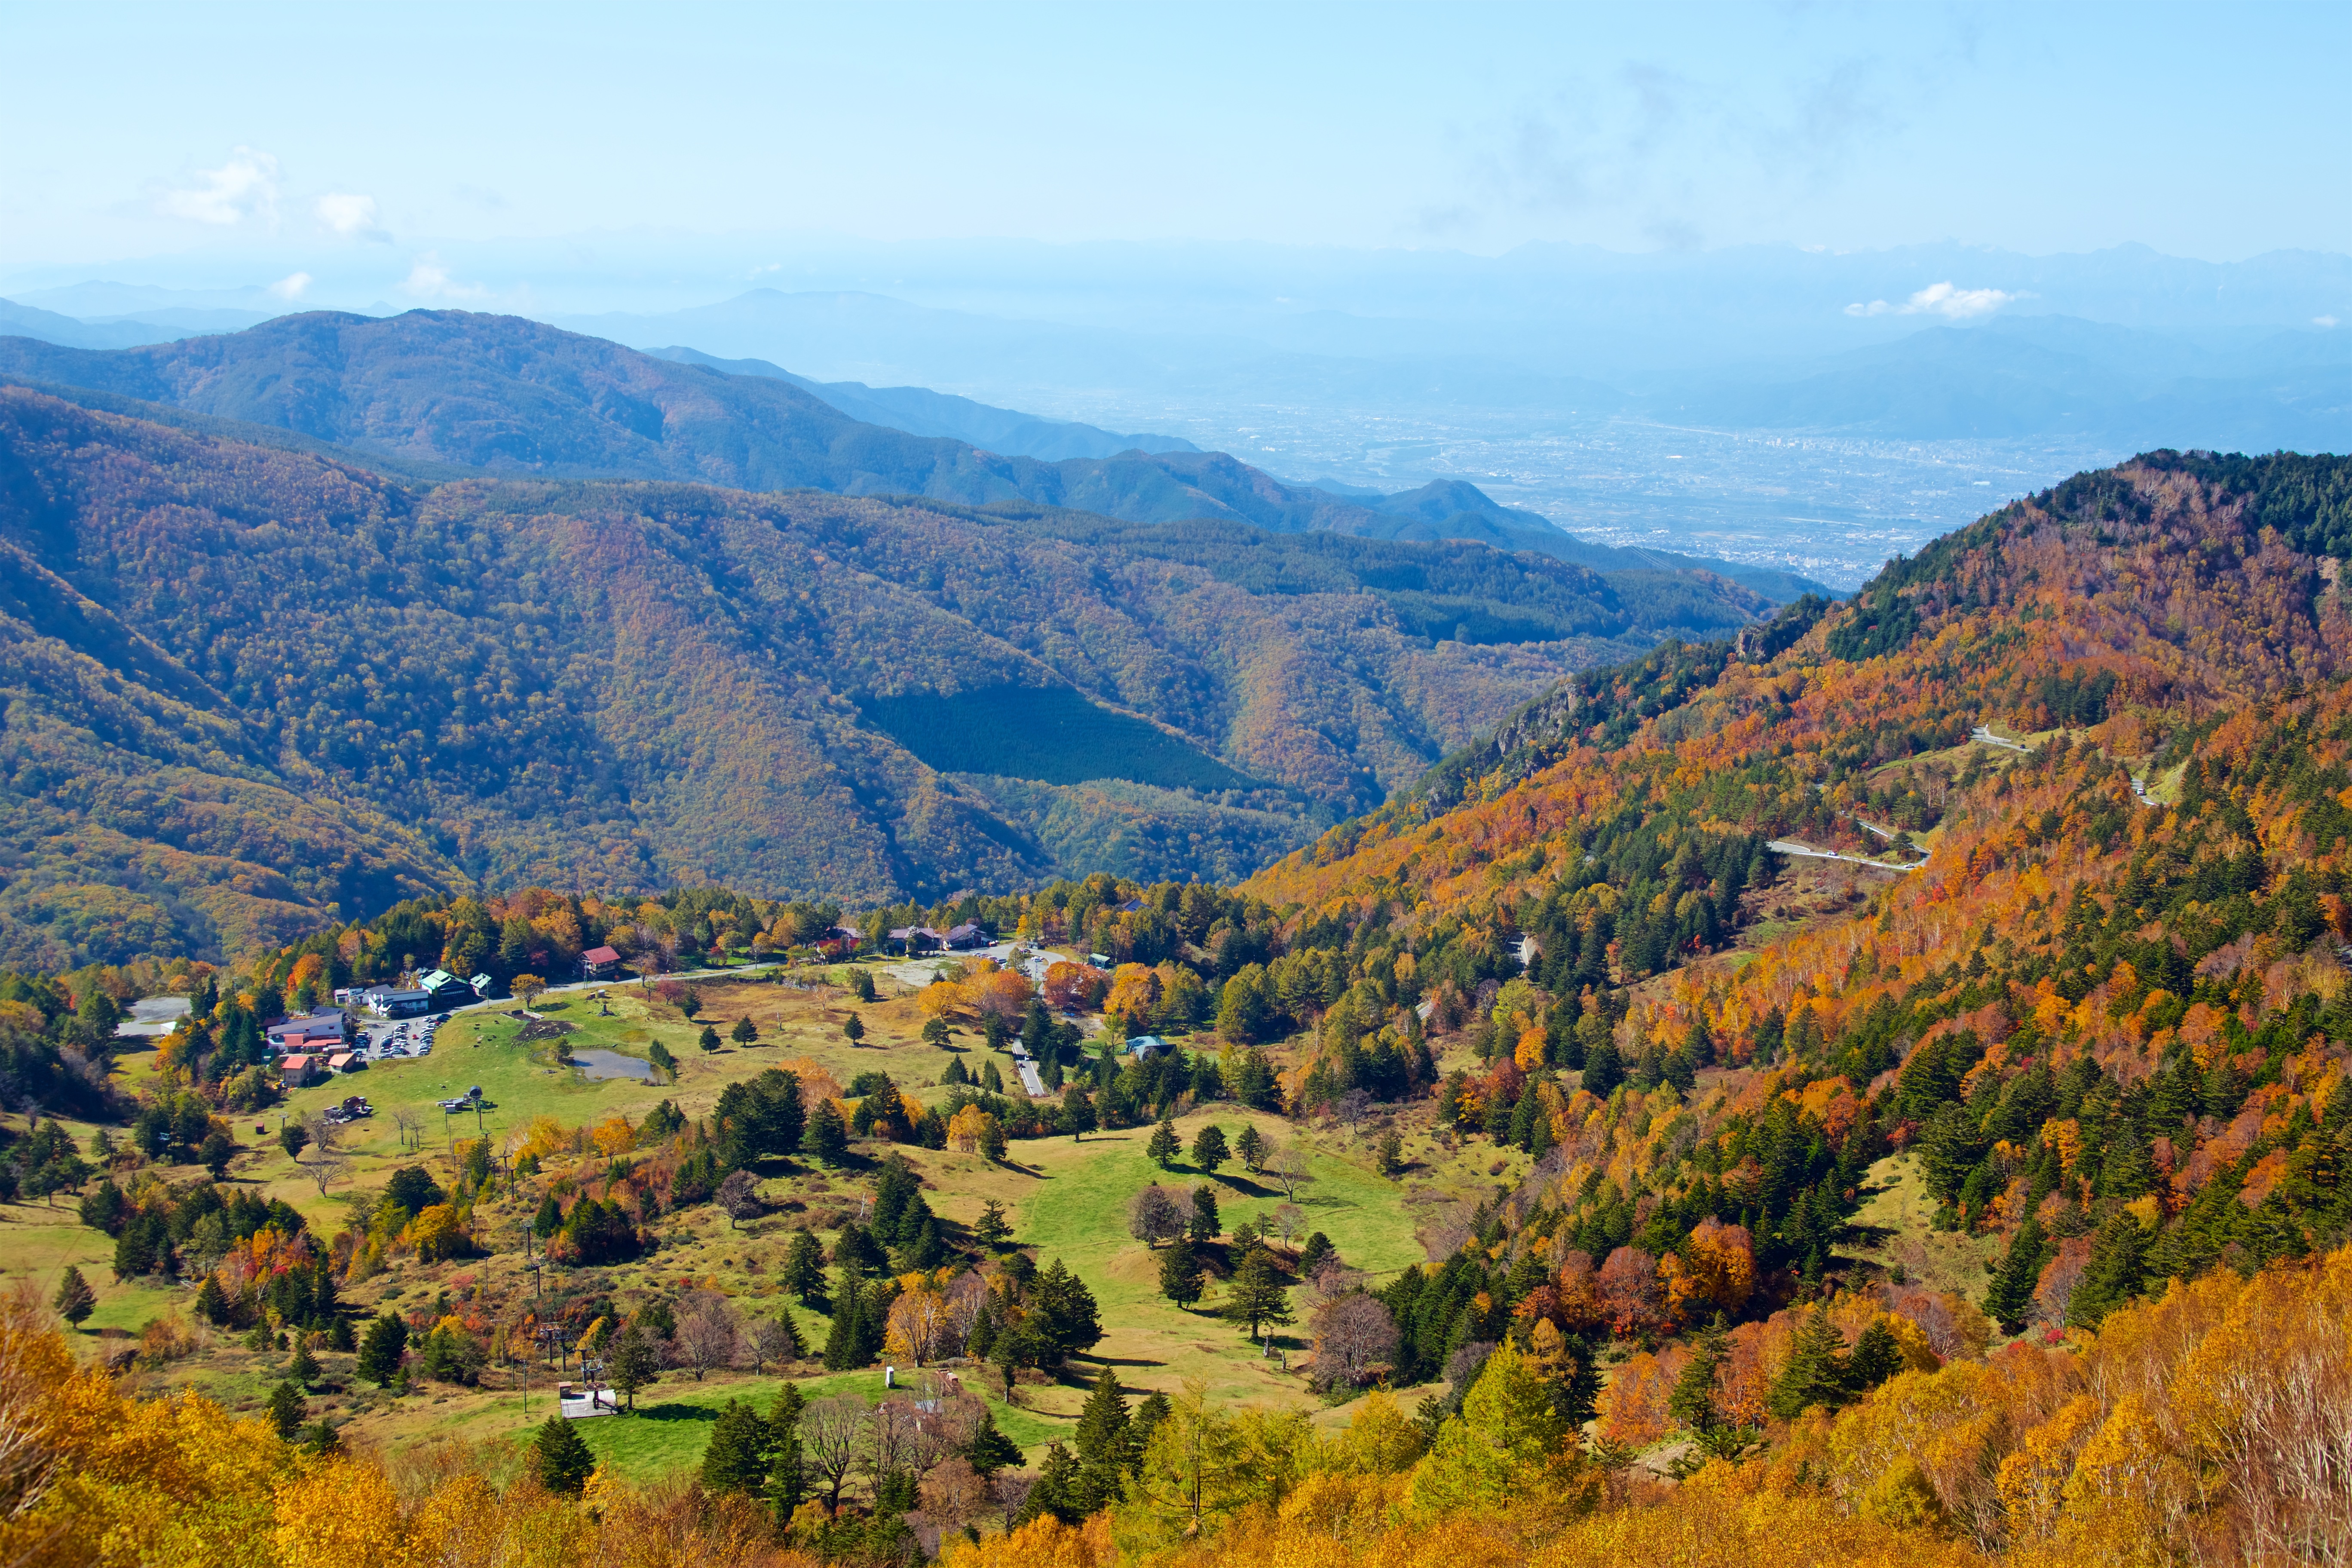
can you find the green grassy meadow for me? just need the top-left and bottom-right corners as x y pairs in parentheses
(0, 964), (1527, 1479)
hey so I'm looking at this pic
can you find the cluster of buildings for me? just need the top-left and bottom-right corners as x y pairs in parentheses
(337, 968), (490, 1019)
(884, 922), (989, 953)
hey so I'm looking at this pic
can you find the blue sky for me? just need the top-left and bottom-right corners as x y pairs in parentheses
(1, 0), (2345, 302)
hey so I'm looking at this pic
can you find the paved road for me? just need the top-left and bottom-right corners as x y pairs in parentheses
(1767, 838), (1925, 874)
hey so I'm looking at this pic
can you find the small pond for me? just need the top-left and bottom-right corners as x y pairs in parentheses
(570, 1048), (655, 1082)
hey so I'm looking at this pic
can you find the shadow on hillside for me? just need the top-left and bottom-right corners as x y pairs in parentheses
(628, 1402), (722, 1423)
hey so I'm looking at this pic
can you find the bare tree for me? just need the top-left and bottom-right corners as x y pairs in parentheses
(300, 1111), (340, 1156)
(1335, 1088), (1373, 1130)
(906, 1386), (981, 1474)
(1308, 1291), (1399, 1392)
(744, 1315), (798, 1374)
(801, 1393), (869, 1510)
(673, 1290), (740, 1380)
(919, 1457), (988, 1530)
(943, 1271), (989, 1351)
(991, 1470), (1033, 1524)
(718, 1169), (764, 1230)
(1270, 1203), (1306, 1246)
(861, 1396), (922, 1500)
(1127, 1184), (1187, 1248)
(389, 1106), (423, 1153)
(1266, 1142), (1313, 1202)
(1299, 1262), (1366, 1318)
(304, 1150), (347, 1199)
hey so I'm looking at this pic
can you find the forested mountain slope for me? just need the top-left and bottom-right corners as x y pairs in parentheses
(1157, 448), (2352, 1558)
(0, 387), (1754, 965)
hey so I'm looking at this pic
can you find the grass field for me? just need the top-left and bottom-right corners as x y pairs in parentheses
(0, 962), (1527, 1482)
(1840, 1150), (2000, 1306)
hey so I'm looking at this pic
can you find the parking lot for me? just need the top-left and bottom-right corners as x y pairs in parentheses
(357, 1014), (440, 1061)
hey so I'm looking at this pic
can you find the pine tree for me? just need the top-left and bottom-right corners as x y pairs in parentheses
(607, 1323), (660, 1412)
(1060, 1082), (1097, 1140)
(1146, 1119), (1181, 1168)
(265, 1381), (305, 1440)
(1377, 1130), (1404, 1177)
(732, 1017), (758, 1046)
(784, 1229), (830, 1306)
(534, 1193), (563, 1236)
(52, 1266), (96, 1327)
(952, 1406), (1016, 1477)
(1235, 1124), (1267, 1171)
(1668, 1320), (1727, 1432)
(1072, 1366), (1135, 1511)
(288, 1338), (321, 1388)
(842, 1014), (865, 1046)
(1849, 1317), (1904, 1389)
(974, 1197), (1012, 1252)
(700, 1398), (772, 1496)
(981, 1060), (1004, 1094)
(2067, 1212), (2150, 1329)
(356, 1312), (408, 1387)
(1016, 1442), (1084, 1525)
(1981, 1212), (2046, 1333)
(1766, 1307), (1850, 1419)
(807, 1099), (848, 1165)
(533, 1415), (594, 1495)
(1580, 1035), (1625, 1099)
(822, 1275), (870, 1370)
(699, 1024), (722, 1054)
(763, 1383), (806, 1518)
(1190, 1124), (1230, 1173)
(1189, 1184), (1220, 1243)
(1225, 1245), (1292, 1338)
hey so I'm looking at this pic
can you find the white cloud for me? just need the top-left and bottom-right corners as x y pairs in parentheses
(399, 251), (487, 301)
(155, 147), (279, 226)
(2318, 315), (2341, 328)
(1846, 281), (2021, 319)
(268, 272), (312, 301)
(314, 192), (386, 240)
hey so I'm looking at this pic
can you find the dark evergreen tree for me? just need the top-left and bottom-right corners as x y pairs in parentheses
(1189, 1184), (1220, 1243)
(784, 1229), (829, 1307)
(763, 1384), (806, 1519)
(807, 1099), (848, 1164)
(2067, 1213), (2150, 1329)
(1766, 1308), (1850, 1419)
(356, 1312), (407, 1387)
(1016, 1442), (1084, 1525)
(1159, 1237), (1205, 1309)
(265, 1381), (305, 1440)
(963, 1407), (1022, 1475)
(1848, 1317), (1904, 1390)
(607, 1323), (660, 1412)
(1982, 1212), (2048, 1333)
(699, 1398), (772, 1497)
(1225, 1246), (1293, 1338)
(1146, 1119), (1181, 1168)
(52, 1265), (96, 1327)
(1190, 1124), (1229, 1173)
(533, 1414), (594, 1494)
(1072, 1365), (1136, 1511)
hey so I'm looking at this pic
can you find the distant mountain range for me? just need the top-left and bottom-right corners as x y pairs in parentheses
(0, 380), (1779, 965)
(648, 346), (1200, 462)
(0, 309), (1831, 603)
